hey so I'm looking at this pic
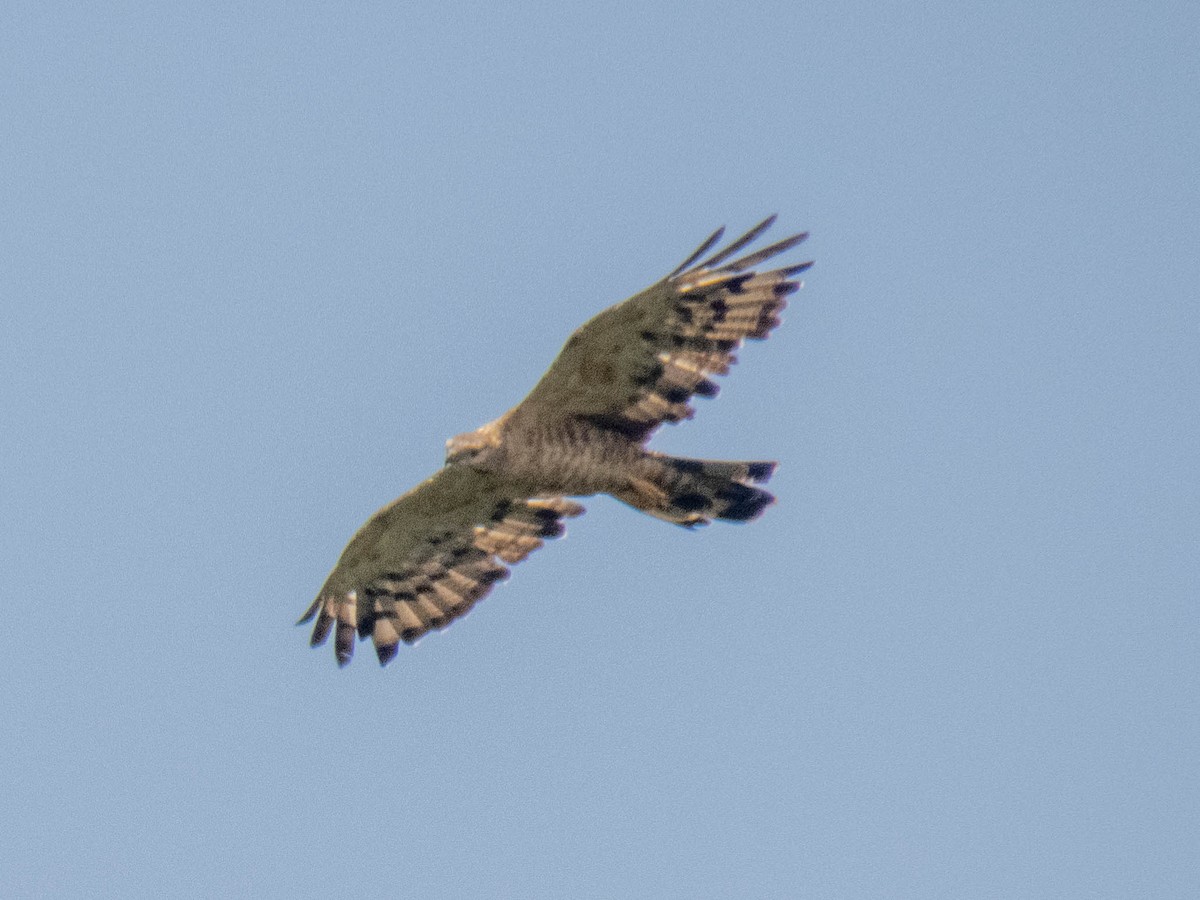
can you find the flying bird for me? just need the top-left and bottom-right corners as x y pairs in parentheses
(300, 216), (811, 666)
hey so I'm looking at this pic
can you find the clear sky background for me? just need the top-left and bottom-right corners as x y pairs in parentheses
(2, 2), (1197, 898)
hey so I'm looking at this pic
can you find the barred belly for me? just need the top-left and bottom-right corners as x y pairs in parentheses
(500, 418), (642, 496)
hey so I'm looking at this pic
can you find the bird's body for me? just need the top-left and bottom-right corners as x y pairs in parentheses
(301, 216), (811, 666)
(446, 413), (640, 498)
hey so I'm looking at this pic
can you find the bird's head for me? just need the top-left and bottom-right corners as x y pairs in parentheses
(445, 424), (502, 470)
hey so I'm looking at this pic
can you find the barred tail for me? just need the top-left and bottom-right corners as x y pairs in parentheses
(614, 454), (777, 527)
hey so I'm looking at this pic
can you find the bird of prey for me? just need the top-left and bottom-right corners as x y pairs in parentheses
(300, 216), (811, 666)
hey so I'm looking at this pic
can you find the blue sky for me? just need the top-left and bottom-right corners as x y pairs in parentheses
(3, 1), (1197, 897)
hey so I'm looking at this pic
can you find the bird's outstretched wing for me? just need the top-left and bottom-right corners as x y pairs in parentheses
(512, 216), (812, 441)
(298, 465), (583, 666)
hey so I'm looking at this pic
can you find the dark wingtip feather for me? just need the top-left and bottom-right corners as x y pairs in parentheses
(669, 225), (726, 277)
(782, 260), (814, 277)
(335, 621), (355, 666)
(697, 214), (778, 270)
(539, 519), (567, 538)
(375, 642), (399, 667)
(296, 597), (322, 626)
(725, 232), (809, 272)
(309, 610), (334, 647)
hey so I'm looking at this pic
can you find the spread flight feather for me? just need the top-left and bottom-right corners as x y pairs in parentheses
(300, 216), (811, 666)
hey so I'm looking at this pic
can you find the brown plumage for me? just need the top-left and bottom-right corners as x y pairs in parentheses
(300, 216), (811, 666)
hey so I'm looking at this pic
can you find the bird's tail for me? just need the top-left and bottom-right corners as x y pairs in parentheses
(614, 454), (777, 527)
